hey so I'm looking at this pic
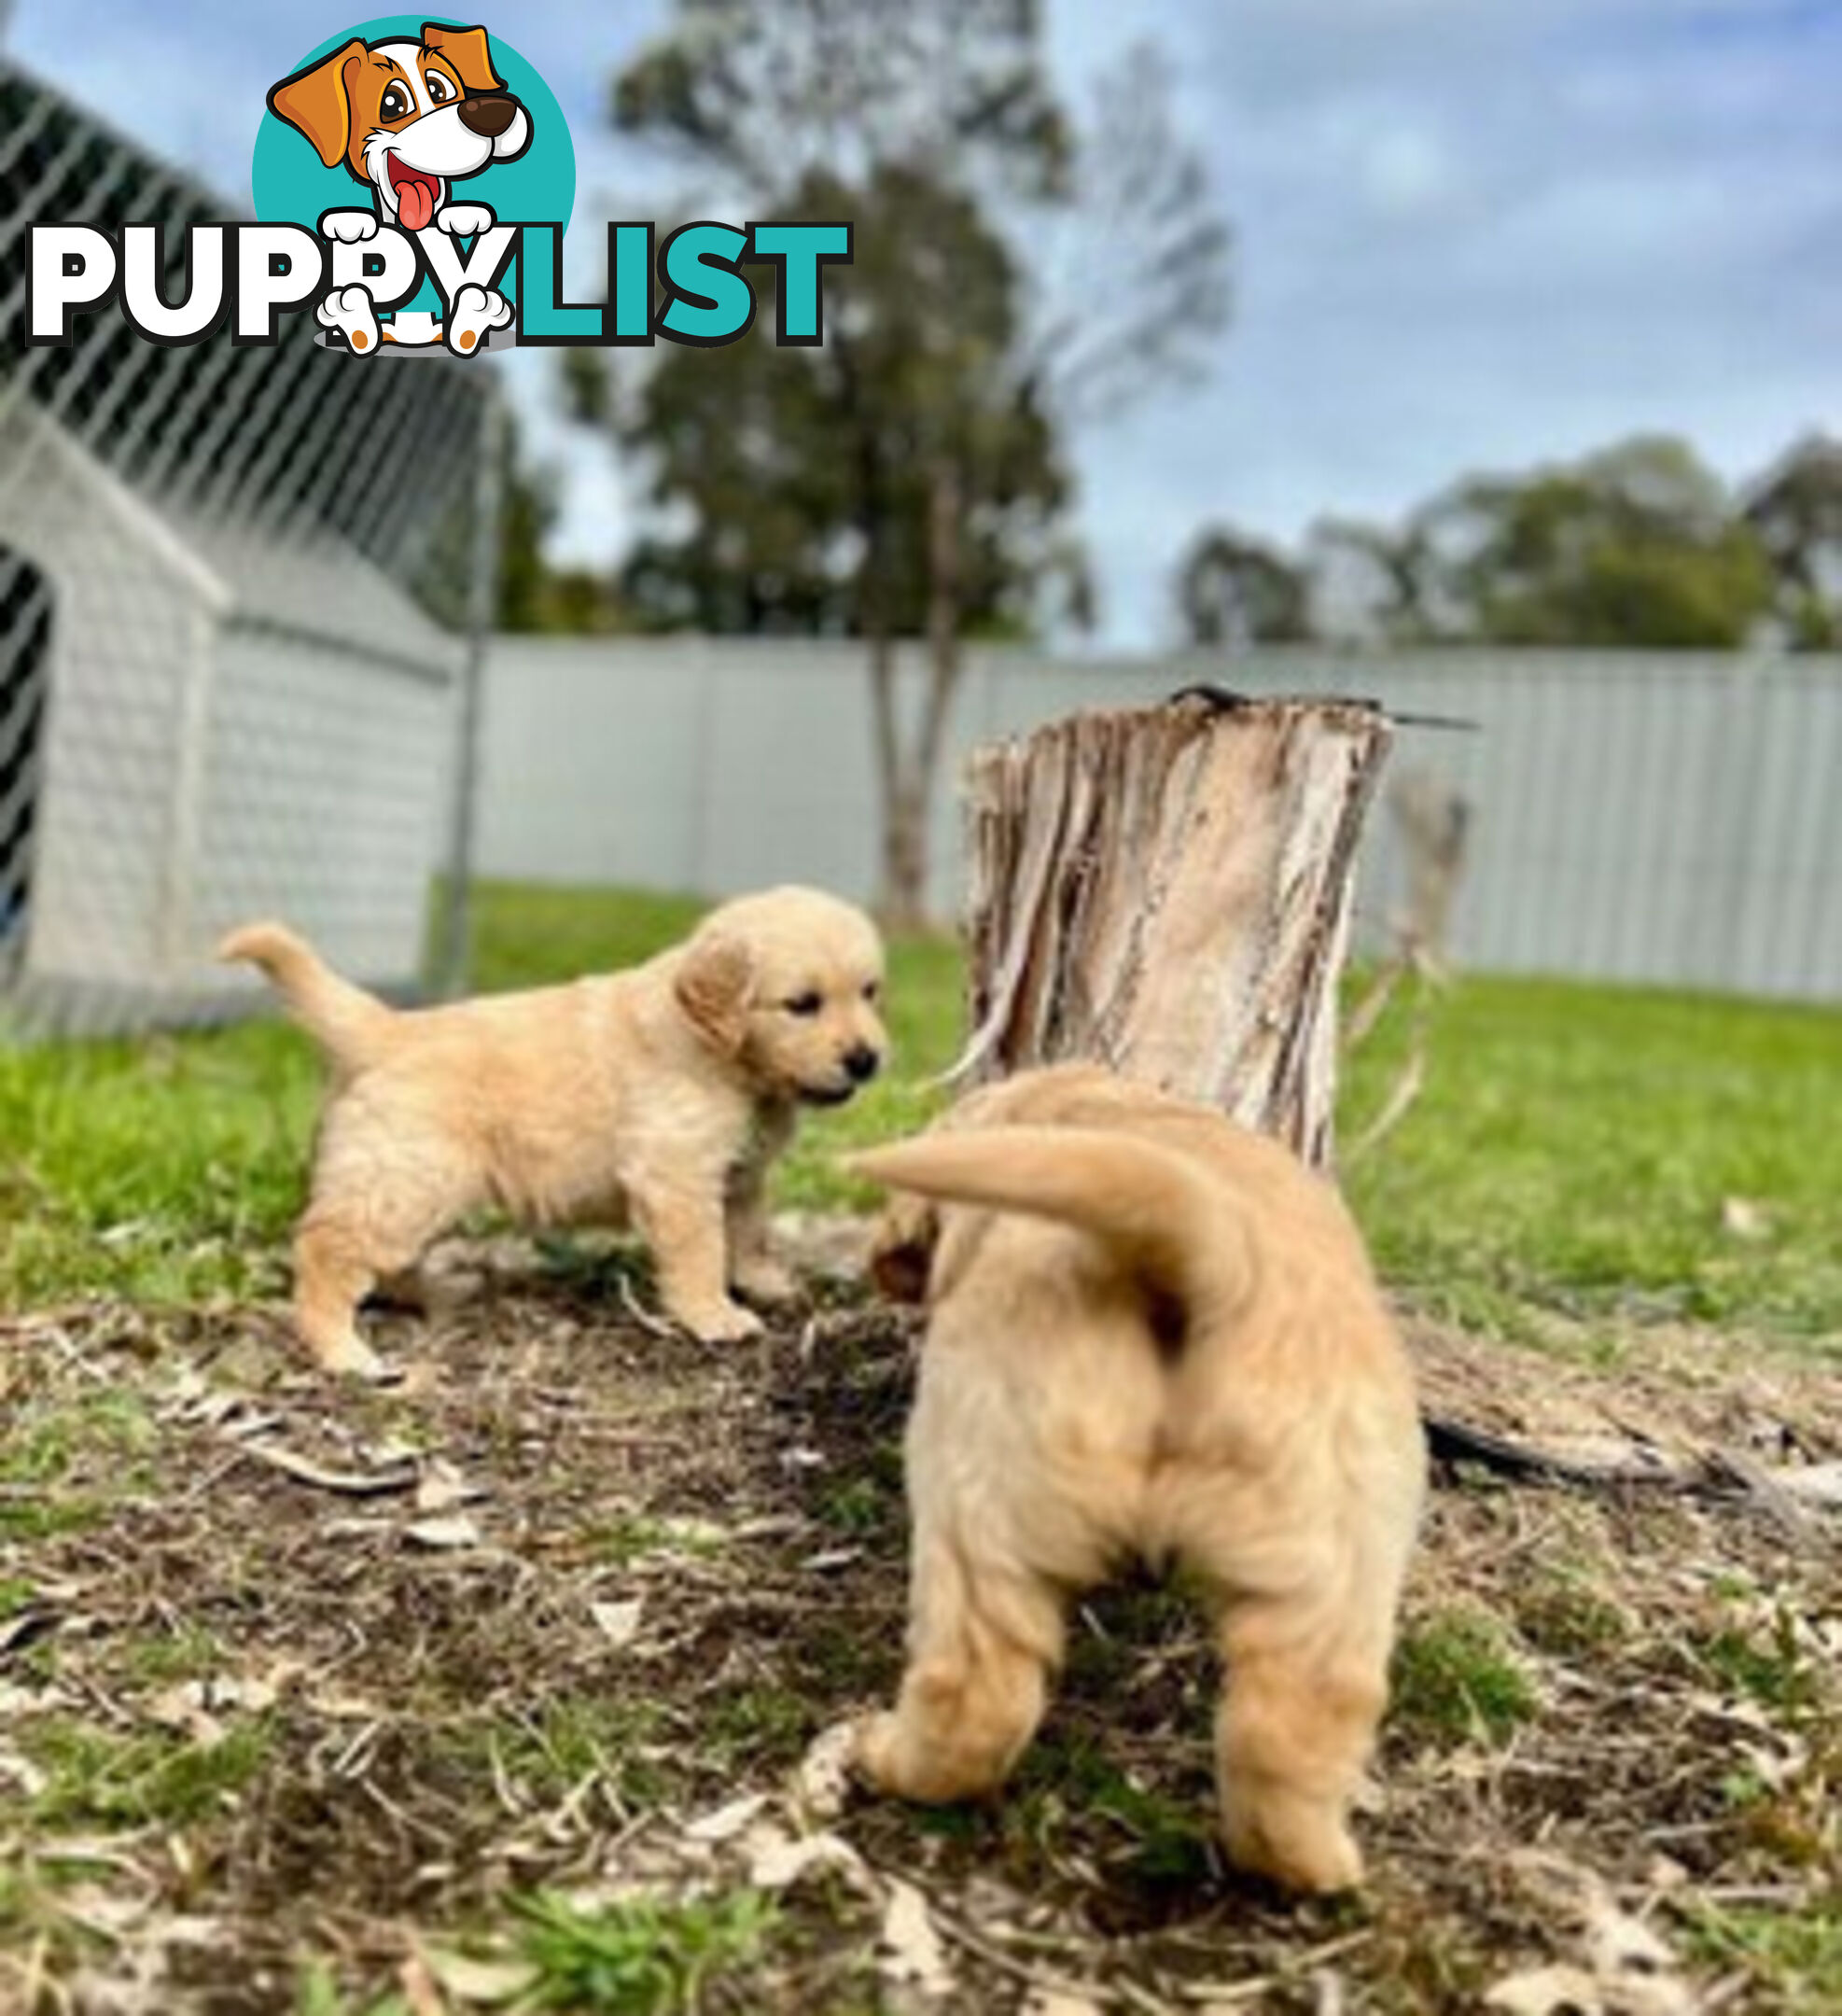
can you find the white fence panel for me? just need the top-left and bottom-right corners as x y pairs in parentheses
(478, 638), (1842, 1002)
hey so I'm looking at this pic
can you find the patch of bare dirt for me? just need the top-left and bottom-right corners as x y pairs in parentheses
(2, 1244), (1837, 2013)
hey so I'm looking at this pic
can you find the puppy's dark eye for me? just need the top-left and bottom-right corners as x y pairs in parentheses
(783, 992), (822, 1018)
(381, 84), (412, 119)
(862, 980), (882, 1002)
(426, 72), (454, 105)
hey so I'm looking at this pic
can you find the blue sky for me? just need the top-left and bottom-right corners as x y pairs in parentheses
(8, 0), (1839, 646)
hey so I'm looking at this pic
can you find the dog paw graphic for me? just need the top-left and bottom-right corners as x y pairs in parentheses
(434, 202), (495, 237)
(444, 283), (514, 356)
(321, 209), (379, 245)
(316, 283), (380, 354)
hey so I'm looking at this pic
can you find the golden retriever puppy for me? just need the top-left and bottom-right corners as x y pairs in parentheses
(221, 887), (886, 1377)
(849, 1064), (1425, 1895)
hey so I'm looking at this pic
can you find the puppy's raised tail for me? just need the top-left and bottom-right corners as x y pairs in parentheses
(848, 1125), (1254, 1329)
(218, 921), (395, 1069)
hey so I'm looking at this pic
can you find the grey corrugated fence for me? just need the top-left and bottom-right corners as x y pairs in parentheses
(477, 638), (1842, 1002)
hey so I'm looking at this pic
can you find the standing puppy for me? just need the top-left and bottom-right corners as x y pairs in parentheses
(222, 888), (886, 1378)
(851, 1064), (1425, 1895)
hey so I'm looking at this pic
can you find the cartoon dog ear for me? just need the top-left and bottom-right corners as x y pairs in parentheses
(423, 22), (505, 94)
(674, 931), (756, 1057)
(267, 39), (366, 170)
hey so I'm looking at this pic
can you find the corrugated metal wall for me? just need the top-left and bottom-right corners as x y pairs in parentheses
(479, 638), (1842, 1001)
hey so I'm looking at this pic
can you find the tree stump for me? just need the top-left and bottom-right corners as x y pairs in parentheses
(953, 692), (1393, 1169)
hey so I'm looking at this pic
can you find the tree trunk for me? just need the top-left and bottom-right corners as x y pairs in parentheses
(953, 692), (1393, 1169)
(872, 459), (966, 930)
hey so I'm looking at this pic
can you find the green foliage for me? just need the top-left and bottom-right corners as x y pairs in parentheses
(1696, 1609), (1825, 1716)
(603, 163), (1082, 641)
(22, 1717), (273, 1830)
(1290, 433), (1822, 649)
(1743, 433), (1842, 649)
(1422, 437), (1775, 648)
(509, 1887), (776, 2014)
(1178, 525), (1312, 645)
(1680, 1900), (1842, 2011)
(1391, 1611), (1538, 1745)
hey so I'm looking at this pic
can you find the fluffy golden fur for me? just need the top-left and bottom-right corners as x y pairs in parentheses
(221, 887), (886, 1378)
(850, 1064), (1425, 1894)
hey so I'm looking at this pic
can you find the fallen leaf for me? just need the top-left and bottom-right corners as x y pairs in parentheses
(684, 1792), (770, 1844)
(745, 1824), (867, 1893)
(590, 1599), (644, 1649)
(795, 1720), (858, 1822)
(1486, 1963), (1604, 2014)
(420, 1948), (539, 2006)
(0, 1748), (48, 1799)
(398, 1951), (449, 2016)
(801, 1547), (862, 1573)
(877, 1879), (954, 2000)
(244, 1440), (419, 1496)
(415, 1459), (481, 1514)
(1503, 1855), (1696, 2016)
(406, 1516), (483, 1550)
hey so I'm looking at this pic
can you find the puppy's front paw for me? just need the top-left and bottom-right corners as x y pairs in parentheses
(435, 202), (495, 236)
(310, 1334), (391, 1381)
(675, 1297), (765, 1345)
(732, 1256), (799, 1306)
(321, 209), (379, 244)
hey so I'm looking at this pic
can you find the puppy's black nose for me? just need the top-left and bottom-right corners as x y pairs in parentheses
(459, 92), (520, 138)
(844, 1044), (880, 1085)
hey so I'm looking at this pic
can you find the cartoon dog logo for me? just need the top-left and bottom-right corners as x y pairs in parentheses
(267, 21), (529, 352)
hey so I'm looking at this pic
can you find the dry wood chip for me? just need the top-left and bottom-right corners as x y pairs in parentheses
(241, 1440), (420, 1496)
(404, 1515), (483, 1550)
(794, 1720), (858, 1822)
(590, 1598), (644, 1648)
(877, 1879), (955, 2000)
(684, 1793), (771, 1845)
(420, 1947), (539, 2004)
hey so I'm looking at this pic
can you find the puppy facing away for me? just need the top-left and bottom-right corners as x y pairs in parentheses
(221, 887), (886, 1378)
(850, 1064), (1426, 1895)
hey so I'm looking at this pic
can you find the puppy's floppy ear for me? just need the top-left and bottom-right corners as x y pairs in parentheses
(674, 931), (755, 1057)
(423, 21), (505, 93)
(268, 40), (365, 169)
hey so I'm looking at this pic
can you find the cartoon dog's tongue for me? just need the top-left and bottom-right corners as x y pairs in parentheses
(387, 157), (440, 231)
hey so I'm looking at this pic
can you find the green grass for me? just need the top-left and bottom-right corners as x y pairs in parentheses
(3, 880), (1837, 1346)
(508, 1888), (778, 2013)
(0, 1390), (158, 1539)
(1680, 1899), (1842, 2011)
(18, 1716), (273, 1831)
(1341, 973), (1842, 1342)
(1390, 1609), (1540, 1746)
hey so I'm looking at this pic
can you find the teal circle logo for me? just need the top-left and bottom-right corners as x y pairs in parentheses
(253, 16), (574, 325)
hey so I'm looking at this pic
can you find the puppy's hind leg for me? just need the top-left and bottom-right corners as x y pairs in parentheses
(855, 1527), (1064, 1806)
(1211, 1592), (1389, 1895)
(294, 1122), (481, 1379)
